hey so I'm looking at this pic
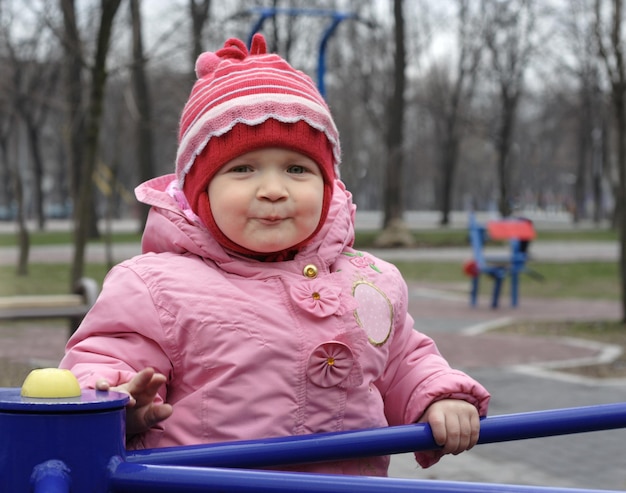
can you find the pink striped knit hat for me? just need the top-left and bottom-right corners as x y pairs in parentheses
(177, 34), (341, 256)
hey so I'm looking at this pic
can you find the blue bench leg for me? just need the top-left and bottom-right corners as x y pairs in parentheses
(511, 273), (519, 307)
(491, 277), (502, 309)
(470, 277), (479, 306)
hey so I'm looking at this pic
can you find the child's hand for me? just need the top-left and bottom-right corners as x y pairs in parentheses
(96, 367), (173, 436)
(418, 399), (480, 458)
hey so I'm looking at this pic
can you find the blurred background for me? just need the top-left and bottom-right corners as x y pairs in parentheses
(0, 0), (622, 293)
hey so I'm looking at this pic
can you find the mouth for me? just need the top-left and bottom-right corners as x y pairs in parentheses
(255, 216), (286, 225)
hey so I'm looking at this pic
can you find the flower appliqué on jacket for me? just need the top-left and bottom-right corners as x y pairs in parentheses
(342, 251), (382, 273)
(307, 330), (367, 388)
(290, 278), (342, 318)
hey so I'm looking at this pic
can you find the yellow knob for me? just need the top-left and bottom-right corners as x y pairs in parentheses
(21, 368), (81, 398)
(303, 264), (318, 278)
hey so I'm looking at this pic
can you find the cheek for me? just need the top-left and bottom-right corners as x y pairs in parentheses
(208, 181), (239, 224)
(305, 186), (325, 221)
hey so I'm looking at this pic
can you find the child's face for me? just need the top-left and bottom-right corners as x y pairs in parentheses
(208, 147), (325, 253)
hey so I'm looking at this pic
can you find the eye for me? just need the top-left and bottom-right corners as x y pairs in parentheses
(228, 164), (253, 173)
(287, 164), (307, 174)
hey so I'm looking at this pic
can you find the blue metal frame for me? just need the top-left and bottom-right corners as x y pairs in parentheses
(2, 384), (626, 492)
(245, 7), (361, 98)
(108, 463), (616, 493)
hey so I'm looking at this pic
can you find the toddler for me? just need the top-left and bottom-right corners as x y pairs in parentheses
(60, 34), (489, 476)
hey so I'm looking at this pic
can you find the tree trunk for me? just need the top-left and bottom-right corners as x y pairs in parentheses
(130, 0), (155, 231)
(60, 0), (85, 210)
(71, 0), (122, 290)
(12, 159), (29, 277)
(189, 0), (212, 83)
(439, 126), (460, 226)
(614, 88), (626, 323)
(376, 0), (414, 247)
(574, 79), (593, 223)
(595, 0), (626, 322)
(24, 120), (46, 230)
(497, 92), (517, 218)
(612, 87), (626, 322)
(592, 114), (609, 223)
(382, 0), (406, 229)
(1, 130), (29, 276)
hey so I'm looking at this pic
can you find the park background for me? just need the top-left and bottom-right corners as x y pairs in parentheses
(0, 0), (623, 286)
(1, 1), (625, 490)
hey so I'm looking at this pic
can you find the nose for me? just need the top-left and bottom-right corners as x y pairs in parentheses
(257, 170), (288, 201)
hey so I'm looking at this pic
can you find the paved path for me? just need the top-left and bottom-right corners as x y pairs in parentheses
(390, 284), (626, 491)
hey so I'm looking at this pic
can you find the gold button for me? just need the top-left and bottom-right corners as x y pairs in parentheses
(303, 264), (318, 278)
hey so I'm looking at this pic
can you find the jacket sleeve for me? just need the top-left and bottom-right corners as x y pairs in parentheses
(59, 263), (173, 396)
(373, 275), (490, 468)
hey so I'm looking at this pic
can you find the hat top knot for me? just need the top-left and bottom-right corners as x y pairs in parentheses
(196, 34), (268, 79)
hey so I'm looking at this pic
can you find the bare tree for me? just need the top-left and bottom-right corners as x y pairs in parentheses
(483, 0), (536, 217)
(554, 0), (609, 223)
(2, 5), (59, 232)
(0, 92), (28, 275)
(7, 51), (60, 232)
(59, 0), (86, 217)
(378, 0), (414, 247)
(594, 0), (626, 323)
(0, 2), (60, 272)
(70, 0), (123, 290)
(129, 0), (154, 230)
(189, 0), (212, 81)
(423, 0), (483, 226)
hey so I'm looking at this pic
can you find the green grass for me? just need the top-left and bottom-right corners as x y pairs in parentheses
(0, 260), (618, 300)
(392, 260), (619, 300)
(0, 264), (111, 296)
(0, 230), (142, 247)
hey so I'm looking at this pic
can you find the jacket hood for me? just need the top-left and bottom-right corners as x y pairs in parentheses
(134, 174), (356, 272)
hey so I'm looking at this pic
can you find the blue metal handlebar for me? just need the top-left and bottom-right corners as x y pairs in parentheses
(127, 402), (626, 469)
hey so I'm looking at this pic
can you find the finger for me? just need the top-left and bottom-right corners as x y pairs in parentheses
(139, 403), (174, 431)
(95, 379), (110, 391)
(440, 416), (462, 454)
(122, 368), (157, 407)
(126, 367), (156, 395)
(451, 410), (480, 453)
(133, 371), (168, 407)
(467, 412), (481, 450)
(428, 413), (448, 448)
(145, 372), (168, 395)
(125, 401), (173, 436)
(450, 414), (478, 455)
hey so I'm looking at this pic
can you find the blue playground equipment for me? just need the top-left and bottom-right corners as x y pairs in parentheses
(466, 213), (535, 308)
(2, 369), (626, 492)
(245, 7), (372, 98)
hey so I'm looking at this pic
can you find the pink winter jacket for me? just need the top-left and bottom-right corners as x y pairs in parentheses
(60, 174), (490, 476)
